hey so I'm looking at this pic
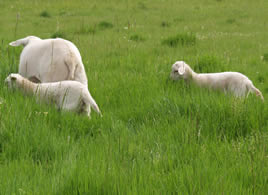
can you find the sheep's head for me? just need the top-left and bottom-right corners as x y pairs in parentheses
(5, 73), (23, 89)
(170, 61), (191, 80)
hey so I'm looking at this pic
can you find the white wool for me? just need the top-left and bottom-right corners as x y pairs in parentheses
(170, 61), (264, 101)
(5, 73), (102, 118)
(9, 36), (88, 86)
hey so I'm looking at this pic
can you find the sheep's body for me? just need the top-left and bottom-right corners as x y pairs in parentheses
(9, 36), (88, 86)
(5, 74), (101, 118)
(170, 61), (264, 100)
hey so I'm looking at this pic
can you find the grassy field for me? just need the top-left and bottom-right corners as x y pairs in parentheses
(0, 0), (268, 194)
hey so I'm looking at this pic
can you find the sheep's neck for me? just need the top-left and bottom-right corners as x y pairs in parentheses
(185, 67), (197, 82)
(190, 70), (209, 87)
(18, 79), (37, 95)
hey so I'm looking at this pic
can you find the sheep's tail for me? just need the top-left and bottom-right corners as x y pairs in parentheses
(83, 90), (102, 116)
(248, 82), (264, 102)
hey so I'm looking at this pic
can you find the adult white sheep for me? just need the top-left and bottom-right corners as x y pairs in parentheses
(9, 36), (88, 86)
(170, 61), (264, 101)
(5, 73), (102, 118)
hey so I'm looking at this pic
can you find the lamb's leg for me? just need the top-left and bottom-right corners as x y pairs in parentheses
(79, 98), (92, 119)
(84, 105), (91, 119)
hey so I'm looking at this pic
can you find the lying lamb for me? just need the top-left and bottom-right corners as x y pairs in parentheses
(5, 73), (102, 118)
(170, 61), (264, 101)
(9, 36), (88, 86)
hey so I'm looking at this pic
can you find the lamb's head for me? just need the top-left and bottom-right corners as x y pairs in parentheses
(170, 61), (192, 81)
(5, 73), (23, 89)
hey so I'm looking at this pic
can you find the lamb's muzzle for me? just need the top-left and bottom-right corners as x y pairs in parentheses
(170, 61), (264, 101)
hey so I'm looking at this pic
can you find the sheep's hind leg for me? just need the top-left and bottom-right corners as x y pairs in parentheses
(64, 58), (77, 81)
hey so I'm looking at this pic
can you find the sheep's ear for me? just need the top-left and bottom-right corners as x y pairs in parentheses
(9, 37), (29, 47)
(9, 41), (20, 47)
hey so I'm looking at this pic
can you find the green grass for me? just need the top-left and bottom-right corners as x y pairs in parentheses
(162, 33), (197, 47)
(0, 0), (268, 194)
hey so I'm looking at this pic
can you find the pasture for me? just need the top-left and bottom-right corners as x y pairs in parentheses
(0, 0), (267, 194)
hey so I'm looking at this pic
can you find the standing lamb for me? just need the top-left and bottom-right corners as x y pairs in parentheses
(170, 61), (264, 101)
(9, 36), (88, 86)
(5, 73), (102, 118)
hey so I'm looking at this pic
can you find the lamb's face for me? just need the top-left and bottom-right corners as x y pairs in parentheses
(170, 61), (186, 80)
(5, 73), (21, 89)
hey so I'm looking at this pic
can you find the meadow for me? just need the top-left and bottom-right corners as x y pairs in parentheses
(0, 0), (268, 194)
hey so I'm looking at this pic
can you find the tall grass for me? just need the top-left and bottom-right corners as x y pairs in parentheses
(0, 0), (268, 194)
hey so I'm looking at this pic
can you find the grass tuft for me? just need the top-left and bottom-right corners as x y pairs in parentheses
(129, 34), (145, 42)
(161, 21), (170, 27)
(98, 21), (113, 30)
(138, 2), (147, 9)
(226, 18), (236, 24)
(40, 10), (51, 18)
(76, 24), (96, 35)
(194, 55), (226, 73)
(257, 75), (265, 83)
(263, 53), (268, 62)
(162, 33), (196, 47)
(51, 31), (68, 39)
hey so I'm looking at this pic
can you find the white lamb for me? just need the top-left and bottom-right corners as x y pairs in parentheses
(170, 61), (264, 101)
(5, 73), (102, 118)
(9, 36), (88, 86)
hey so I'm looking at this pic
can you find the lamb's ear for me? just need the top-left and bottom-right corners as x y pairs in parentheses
(178, 65), (185, 75)
(10, 75), (17, 81)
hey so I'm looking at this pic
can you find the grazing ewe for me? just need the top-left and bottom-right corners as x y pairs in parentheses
(9, 36), (88, 86)
(5, 73), (102, 118)
(170, 61), (264, 101)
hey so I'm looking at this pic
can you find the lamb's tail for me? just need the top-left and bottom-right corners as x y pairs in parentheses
(248, 82), (264, 102)
(83, 90), (102, 116)
(9, 36), (40, 47)
(253, 86), (264, 102)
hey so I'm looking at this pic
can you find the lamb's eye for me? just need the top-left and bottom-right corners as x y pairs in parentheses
(174, 70), (178, 73)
